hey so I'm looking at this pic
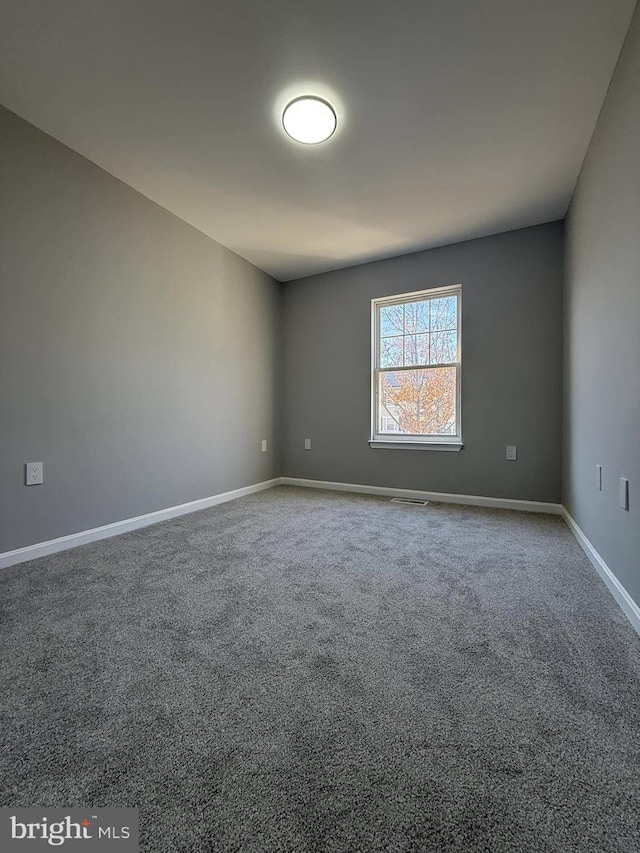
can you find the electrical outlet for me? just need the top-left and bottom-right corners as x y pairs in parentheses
(596, 465), (602, 491)
(304, 438), (312, 450)
(619, 478), (629, 510)
(261, 440), (268, 452)
(506, 445), (517, 461)
(25, 461), (43, 485)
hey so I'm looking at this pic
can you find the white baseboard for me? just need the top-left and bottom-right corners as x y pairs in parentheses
(0, 478), (282, 570)
(281, 477), (562, 514)
(4, 476), (637, 637)
(561, 508), (640, 636)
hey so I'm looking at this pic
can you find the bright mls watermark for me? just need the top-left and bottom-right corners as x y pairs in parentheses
(0, 809), (138, 851)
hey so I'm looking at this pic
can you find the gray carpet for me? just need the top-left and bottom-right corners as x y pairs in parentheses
(1, 486), (639, 852)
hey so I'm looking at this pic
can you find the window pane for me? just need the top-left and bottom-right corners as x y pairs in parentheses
(380, 336), (403, 368)
(417, 333), (429, 364)
(430, 330), (457, 364)
(379, 367), (457, 435)
(430, 296), (457, 331)
(404, 333), (429, 366)
(380, 304), (404, 337)
(403, 301), (429, 334)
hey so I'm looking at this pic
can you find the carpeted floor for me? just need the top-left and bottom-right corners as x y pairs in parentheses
(1, 485), (639, 852)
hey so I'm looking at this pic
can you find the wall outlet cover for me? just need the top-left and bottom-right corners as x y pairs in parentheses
(619, 478), (629, 510)
(25, 461), (43, 485)
(506, 445), (517, 461)
(304, 438), (312, 450)
(261, 440), (268, 452)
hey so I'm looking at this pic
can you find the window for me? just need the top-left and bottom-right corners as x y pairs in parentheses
(371, 285), (461, 448)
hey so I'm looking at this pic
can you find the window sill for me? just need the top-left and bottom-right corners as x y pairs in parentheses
(369, 440), (463, 452)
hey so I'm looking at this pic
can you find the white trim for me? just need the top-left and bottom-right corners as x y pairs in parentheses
(281, 477), (561, 514)
(561, 508), (640, 636)
(369, 441), (463, 451)
(375, 361), (459, 373)
(371, 282), (463, 306)
(371, 284), (462, 445)
(5, 475), (636, 637)
(0, 478), (282, 570)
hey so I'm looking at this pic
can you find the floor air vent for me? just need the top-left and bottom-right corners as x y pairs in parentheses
(390, 498), (429, 506)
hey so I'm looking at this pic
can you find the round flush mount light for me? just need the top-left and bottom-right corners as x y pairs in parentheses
(282, 96), (337, 144)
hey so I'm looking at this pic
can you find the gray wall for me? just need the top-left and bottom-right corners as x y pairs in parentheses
(0, 106), (281, 553)
(282, 222), (564, 502)
(564, 5), (640, 606)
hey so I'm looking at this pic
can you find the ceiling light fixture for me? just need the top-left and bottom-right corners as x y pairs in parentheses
(282, 96), (337, 144)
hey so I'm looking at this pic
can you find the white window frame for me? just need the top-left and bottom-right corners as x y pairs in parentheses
(370, 284), (462, 451)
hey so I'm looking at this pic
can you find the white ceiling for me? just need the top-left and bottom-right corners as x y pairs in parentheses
(0, 0), (636, 281)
